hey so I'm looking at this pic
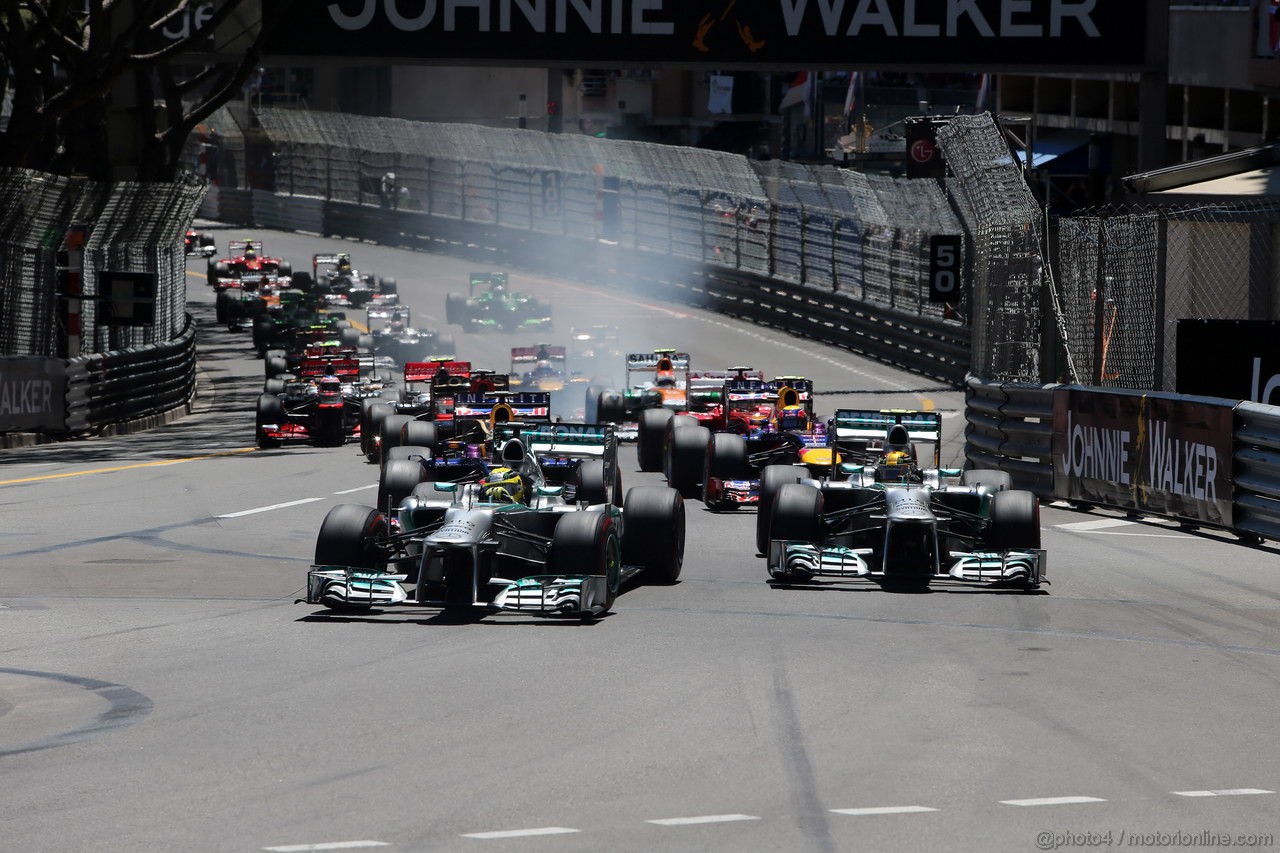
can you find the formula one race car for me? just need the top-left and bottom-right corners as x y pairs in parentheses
(509, 344), (571, 392)
(185, 229), (216, 258)
(306, 423), (685, 619)
(445, 272), (552, 333)
(761, 414), (1046, 591)
(207, 239), (291, 282)
(304, 253), (396, 309)
(634, 367), (766, 480)
(255, 353), (385, 448)
(587, 350), (696, 439)
(368, 306), (456, 366)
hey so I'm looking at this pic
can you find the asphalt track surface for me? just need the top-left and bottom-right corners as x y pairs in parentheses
(1, 228), (1278, 853)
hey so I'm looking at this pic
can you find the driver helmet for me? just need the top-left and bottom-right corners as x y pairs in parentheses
(883, 450), (911, 467)
(655, 368), (676, 387)
(777, 405), (809, 431)
(338, 258), (352, 273)
(480, 467), (525, 504)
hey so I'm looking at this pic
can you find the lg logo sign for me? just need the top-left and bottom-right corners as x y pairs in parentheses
(910, 139), (936, 164)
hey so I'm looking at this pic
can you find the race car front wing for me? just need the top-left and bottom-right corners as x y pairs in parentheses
(768, 542), (1047, 587)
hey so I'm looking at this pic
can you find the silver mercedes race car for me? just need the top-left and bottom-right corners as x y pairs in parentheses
(307, 423), (685, 618)
(762, 412), (1046, 591)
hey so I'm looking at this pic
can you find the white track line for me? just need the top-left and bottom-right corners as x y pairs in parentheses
(1172, 788), (1273, 797)
(1056, 518), (1137, 531)
(830, 806), (938, 816)
(462, 827), (580, 840)
(216, 497), (325, 518)
(334, 484), (378, 495)
(264, 843), (389, 852)
(647, 814), (761, 826)
(1000, 797), (1106, 807)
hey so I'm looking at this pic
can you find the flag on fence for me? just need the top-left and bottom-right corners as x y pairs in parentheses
(843, 72), (860, 121)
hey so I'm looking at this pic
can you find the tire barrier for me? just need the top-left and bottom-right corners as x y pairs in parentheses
(64, 316), (197, 434)
(963, 377), (1057, 499)
(1232, 403), (1280, 543)
(207, 191), (972, 386)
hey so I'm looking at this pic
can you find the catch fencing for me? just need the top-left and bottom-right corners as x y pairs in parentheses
(252, 107), (970, 330)
(0, 169), (205, 357)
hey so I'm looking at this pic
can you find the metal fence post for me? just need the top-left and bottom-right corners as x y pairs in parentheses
(1092, 216), (1108, 387)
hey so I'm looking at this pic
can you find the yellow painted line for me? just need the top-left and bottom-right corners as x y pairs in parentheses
(188, 270), (207, 280)
(0, 448), (257, 486)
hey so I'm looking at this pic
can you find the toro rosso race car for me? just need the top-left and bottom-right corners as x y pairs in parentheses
(761, 412), (1046, 591)
(306, 423), (685, 619)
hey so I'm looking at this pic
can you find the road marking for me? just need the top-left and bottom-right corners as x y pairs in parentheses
(647, 814), (761, 826)
(263, 843), (389, 852)
(830, 806), (938, 816)
(1056, 518), (1136, 531)
(1000, 797), (1106, 807)
(188, 270), (207, 280)
(334, 484), (378, 495)
(216, 497), (325, 518)
(0, 448), (257, 486)
(462, 827), (580, 839)
(1172, 788), (1273, 797)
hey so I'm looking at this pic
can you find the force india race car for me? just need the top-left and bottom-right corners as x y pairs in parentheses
(761, 411), (1046, 591)
(587, 350), (696, 439)
(307, 422), (685, 619)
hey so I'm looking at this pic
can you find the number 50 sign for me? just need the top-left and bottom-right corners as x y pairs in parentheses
(928, 235), (963, 303)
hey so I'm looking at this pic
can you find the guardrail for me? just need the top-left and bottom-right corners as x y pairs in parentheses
(965, 375), (1280, 546)
(64, 316), (197, 434)
(963, 377), (1056, 499)
(205, 192), (972, 385)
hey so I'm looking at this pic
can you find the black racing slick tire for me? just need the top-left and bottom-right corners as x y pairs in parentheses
(401, 419), (438, 451)
(379, 414), (414, 463)
(255, 393), (284, 449)
(756, 464), (810, 555)
(263, 378), (286, 396)
(576, 459), (609, 506)
(667, 425), (710, 498)
(962, 469), (1013, 493)
(768, 484), (823, 580)
(551, 511), (621, 615)
(445, 293), (466, 326)
(637, 407), (672, 472)
(362, 401), (394, 461)
(988, 490), (1041, 551)
(622, 485), (685, 585)
(595, 391), (625, 424)
(378, 459), (426, 514)
(315, 504), (387, 570)
(265, 355), (288, 379)
(703, 433), (751, 510)
(386, 445), (431, 465)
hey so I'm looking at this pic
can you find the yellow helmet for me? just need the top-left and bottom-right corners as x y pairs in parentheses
(480, 467), (524, 503)
(884, 450), (910, 466)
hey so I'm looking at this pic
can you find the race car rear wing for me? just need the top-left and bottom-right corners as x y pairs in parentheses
(494, 422), (615, 462)
(298, 357), (364, 378)
(404, 360), (470, 384)
(227, 239), (263, 257)
(511, 346), (566, 365)
(831, 409), (943, 468)
(626, 351), (691, 371)
(691, 370), (762, 390)
(452, 391), (551, 422)
(469, 272), (508, 293)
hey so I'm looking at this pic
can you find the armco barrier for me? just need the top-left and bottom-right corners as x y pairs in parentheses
(963, 376), (1056, 498)
(204, 191), (971, 386)
(1232, 402), (1280, 542)
(65, 317), (197, 433)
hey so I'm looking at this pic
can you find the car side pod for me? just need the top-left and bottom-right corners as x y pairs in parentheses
(948, 549), (1048, 586)
(492, 574), (612, 618)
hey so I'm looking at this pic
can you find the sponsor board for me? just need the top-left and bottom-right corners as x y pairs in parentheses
(1176, 319), (1280, 404)
(266, 1), (1149, 69)
(0, 358), (66, 432)
(1052, 388), (1233, 526)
